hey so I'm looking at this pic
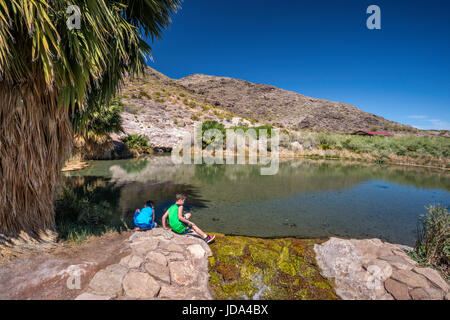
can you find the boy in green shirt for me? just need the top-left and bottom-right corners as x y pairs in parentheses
(162, 193), (215, 244)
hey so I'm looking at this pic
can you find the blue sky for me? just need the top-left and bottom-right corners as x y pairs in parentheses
(147, 0), (450, 130)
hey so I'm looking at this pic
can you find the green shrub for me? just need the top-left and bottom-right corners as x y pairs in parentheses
(410, 205), (449, 270)
(202, 121), (225, 149)
(122, 134), (152, 154)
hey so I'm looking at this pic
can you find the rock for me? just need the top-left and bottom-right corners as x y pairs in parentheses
(150, 228), (174, 240)
(187, 244), (207, 259)
(384, 279), (411, 300)
(144, 262), (171, 283)
(166, 252), (186, 262)
(379, 293), (395, 300)
(379, 255), (415, 270)
(75, 292), (113, 300)
(446, 292), (450, 300)
(122, 272), (161, 299)
(394, 244), (414, 253)
(119, 255), (132, 267)
(424, 287), (444, 300)
(409, 287), (430, 300)
(129, 255), (144, 269)
(158, 285), (190, 300)
(159, 241), (184, 253)
(88, 264), (128, 297)
(130, 238), (159, 256)
(169, 260), (196, 286)
(362, 259), (393, 282)
(413, 267), (448, 292)
(146, 252), (168, 266)
(391, 270), (430, 289)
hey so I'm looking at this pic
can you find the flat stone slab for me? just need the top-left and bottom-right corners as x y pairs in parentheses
(144, 262), (171, 283)
(123, 272), (160, 299)
(146, 252), (168, 266)
(391, 270), (430, 289)
(413, 267), (449, 292)
(169, 260), (197, 286)
(385, 279), (410, 300)
(88, 264), (127, 297)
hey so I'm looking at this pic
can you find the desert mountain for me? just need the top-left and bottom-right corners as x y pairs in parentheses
(116, 67), (423, 148)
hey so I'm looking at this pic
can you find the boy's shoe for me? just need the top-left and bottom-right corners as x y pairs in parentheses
(204, 235), (216, 244)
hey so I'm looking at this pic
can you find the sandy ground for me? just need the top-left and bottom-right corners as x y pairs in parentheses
(0, 231), (132, 300)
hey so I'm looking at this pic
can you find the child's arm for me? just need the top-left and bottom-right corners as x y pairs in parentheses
(161, 209), (169, 229)
(178, 206), (194, 225)
(151, 206), (155, 223)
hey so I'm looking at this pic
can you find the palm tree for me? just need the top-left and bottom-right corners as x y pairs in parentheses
(0, 0), (180, 241)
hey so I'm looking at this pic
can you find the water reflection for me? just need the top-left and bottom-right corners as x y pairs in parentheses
(61, 157), (450, 245)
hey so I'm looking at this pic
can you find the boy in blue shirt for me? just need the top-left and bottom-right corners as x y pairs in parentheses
(134, 200), (157, 231)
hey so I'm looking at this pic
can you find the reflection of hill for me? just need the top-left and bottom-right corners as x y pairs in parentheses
(65, 157), (450, 206)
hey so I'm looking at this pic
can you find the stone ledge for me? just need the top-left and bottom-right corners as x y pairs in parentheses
(75, 228), (213, 300)
(314, 237), (449, 300)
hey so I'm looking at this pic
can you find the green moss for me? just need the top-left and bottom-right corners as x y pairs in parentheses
(295, 289), (309, 300)
(220, 243), (245, 257)
(308, 280), (332, 290)
(209, 271), (221, 286)
(209, 234), (338, 300)
(300, 266), (317, 278)
(249, 244), (278, 267)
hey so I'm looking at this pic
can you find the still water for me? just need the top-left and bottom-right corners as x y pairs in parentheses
(62, 156), (450, 246)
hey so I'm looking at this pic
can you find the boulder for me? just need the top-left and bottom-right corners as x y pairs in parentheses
(129, 255), (144, 269)
(424, 287), (444, 300)
(379, 255), (415, 271)
(391, 270), (430, 289)
(122, 272), (160, 299)
(88, 264), (128, 297)
(187, 244), (207, 259)
(412, 267), (448, 292)
(384, 279), (410, 300)
(169, 260), (196, 286)
(144, 262), (171, 283)
(166, 252), (186, 262)
(409, 287), (430, 300)
(145, 252), (168, 267)
(130, 238), (159, 256)
(150, 228), (174, 240)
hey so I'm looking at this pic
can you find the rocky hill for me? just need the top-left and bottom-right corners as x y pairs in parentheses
(115, 67), (438, 149)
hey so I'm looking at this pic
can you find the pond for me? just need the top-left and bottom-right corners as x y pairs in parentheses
(61, 156), (450, 246)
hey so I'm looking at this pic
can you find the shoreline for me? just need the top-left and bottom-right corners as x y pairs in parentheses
(65, 151), (450, 173)
(1, 230), (447, 300)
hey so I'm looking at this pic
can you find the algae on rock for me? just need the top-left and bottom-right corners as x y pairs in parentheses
(208, 233), (339, 300)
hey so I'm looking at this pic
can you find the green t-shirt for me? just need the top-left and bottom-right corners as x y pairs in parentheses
(168, 204), (186, 234)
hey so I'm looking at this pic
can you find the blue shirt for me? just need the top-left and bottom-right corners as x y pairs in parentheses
(134, 207), (153, 225)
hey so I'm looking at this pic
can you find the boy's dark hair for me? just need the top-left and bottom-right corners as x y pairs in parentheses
(176, 194), (187, 201)
(146, 200), (155, 207)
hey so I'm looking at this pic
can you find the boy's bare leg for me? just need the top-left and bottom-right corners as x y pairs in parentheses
(190, 224), (206, 238)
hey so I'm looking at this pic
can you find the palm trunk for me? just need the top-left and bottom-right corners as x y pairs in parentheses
(0, 81), (73, 241)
